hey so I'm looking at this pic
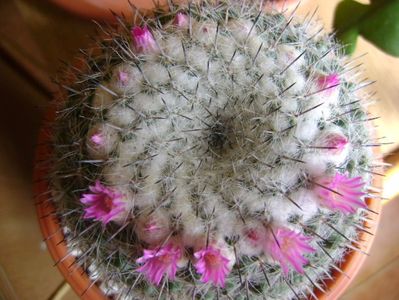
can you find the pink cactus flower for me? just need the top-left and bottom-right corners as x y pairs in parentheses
(265, 227), (315, 276)
(324, 133), (348, 154)
(131, 26), (158, 53)
(174, 12), (189, 27)
(90, 133), (104, 146)
(136, 243), (182, 285)
(118, 71), (129, 85)
(317, 74), (340, 96)
(314, 173), (366, 214)
(80, 181), (125, 224)
(194, 245), (231, 287)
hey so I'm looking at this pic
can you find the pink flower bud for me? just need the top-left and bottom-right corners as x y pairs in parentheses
(90, 133), (104, 146)
(324, 133), (348, 154)
(118, 71), (129, 86)
(174, 12), (189, 28)
(136, 212), (170, 245)
(131, 26), (158, 54)
(245, 228), (262, 245)
(317, 74), (340, 96)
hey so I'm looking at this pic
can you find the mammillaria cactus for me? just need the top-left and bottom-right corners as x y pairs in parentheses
(43, 0), (383, 299)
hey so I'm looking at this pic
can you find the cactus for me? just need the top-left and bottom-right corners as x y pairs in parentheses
(47, 0), (383, 299)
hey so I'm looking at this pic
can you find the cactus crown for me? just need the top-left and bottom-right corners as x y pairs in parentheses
(47, 0), (382, 299)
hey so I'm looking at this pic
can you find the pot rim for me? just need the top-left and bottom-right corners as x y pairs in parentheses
(50, 0), (305, 22)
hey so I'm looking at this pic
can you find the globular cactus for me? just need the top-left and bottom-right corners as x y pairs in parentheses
(48, 0), (383, 299)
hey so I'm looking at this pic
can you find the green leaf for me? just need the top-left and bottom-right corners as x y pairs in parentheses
(333, 0), (369, 54)
(333, 0), (399, 57)
(337, 28), (360, 55)
(360, 1), (399, 56)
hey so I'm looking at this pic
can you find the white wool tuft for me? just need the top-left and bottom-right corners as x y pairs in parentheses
(159, 91), (179, 108)
(276, 44), (305, 71)
(172, 181), (193, 216)
(258, 76), (279, 97)
(230, 53), (249, 72)
(207, 61), (227, 88)
(302, 152), (328, 177)
(280, 96), (299, 113)
(181, 214), (205, 247)
(193, 21), (217, 46)
(217, 35), (236, 60)
(187, 46), (209, 73)
(142, 62), (169, 85)
(271, 165), (301, 189)
(107, 104), (137, 127)
(170, 66), (200, 92)
(294, 116), (319, 141)
(266, 194), (300, 223)
(118, 139), (147, 163)
(227, 19), (256, 42)
(236, 188), (264, 213)
(141, 152), (168, 185)
(163, 36), (185, 62)
(256, 54), (278, 77)
(273, 136), (299, 157)
(310, 75), (340, 107)
(284, 69), (307, 95)
(247, 36), (264, 57)
(103, 162), (134, 186)
(133, 92), (163, 112)
(289, 188), (320, 222)
(215, 205), (237, 238)
(270, 112), (291, 132)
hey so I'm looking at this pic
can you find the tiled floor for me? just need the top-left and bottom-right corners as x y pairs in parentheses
(0, 0), (398, 300)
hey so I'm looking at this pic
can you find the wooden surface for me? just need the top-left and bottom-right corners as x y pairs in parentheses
(0, 0), (398, 299)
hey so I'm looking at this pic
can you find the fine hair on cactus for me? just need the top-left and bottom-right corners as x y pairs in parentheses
(44, 0), (384, 299)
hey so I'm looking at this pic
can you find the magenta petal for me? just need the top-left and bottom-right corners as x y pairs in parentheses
(193, 245), (231, 287)
(314, 172), (367, 214)
(131, 26), (158, 53)
(174, 13), (189, 27)
(136, 243), (182, 286)
(264, 227), (314, 276)
(79, 181), (125, 225)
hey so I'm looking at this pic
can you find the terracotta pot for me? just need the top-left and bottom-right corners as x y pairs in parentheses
(34, 103), (382, 299)
(50, 0), (176, 22)
(50, 0), (306, 21)
(34, 108), (107, 300)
